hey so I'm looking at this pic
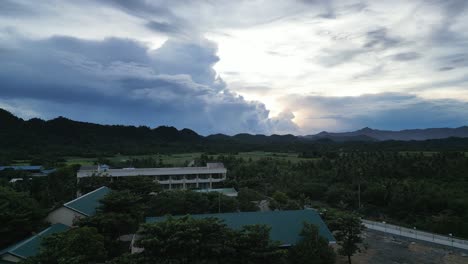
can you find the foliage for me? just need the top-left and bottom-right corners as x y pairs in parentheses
(25, 227), (107, 264)
(237, 188), (262, 211)
(289, 223), (336, 264)
(136, 216), (285, 264)
(332, 213), (364, 264)
(214, 152), (468, 238)
(0, 186), (45, 248)
(146, 190), (238, 216)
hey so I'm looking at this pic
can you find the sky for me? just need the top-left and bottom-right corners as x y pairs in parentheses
(1, 0), (468, 135)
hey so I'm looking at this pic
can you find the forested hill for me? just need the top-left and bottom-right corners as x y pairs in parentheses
(2, 108), (468, 158)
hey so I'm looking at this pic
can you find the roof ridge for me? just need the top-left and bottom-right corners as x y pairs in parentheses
(64, 186), (108, 207)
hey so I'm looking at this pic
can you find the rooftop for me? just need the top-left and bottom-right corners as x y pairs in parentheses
(146, 209), (335, 246)
(77, 163), (227, 178)
(64, 186), (111, 216)
(0, 166), (42, 171)
(0, 223), (69, 259)
(195, 188), (238, 197)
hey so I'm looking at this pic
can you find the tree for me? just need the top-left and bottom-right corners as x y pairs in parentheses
(289, 223), (335, 264)
(136, 216), (285, 264)
(238, 188), (262, 212)
(137, 216), (234, 263)
(0, 186), (45, 248)
(232, 224), (285, 264)
(110, 176), (161, 200)
(206, 192), (239, 213)
(146, 190), (239, 216)
(27, 227), (107, 264)
(333, 213), (364, 264)
(99, 190), (144, 219)
(78, 212), (139, 240)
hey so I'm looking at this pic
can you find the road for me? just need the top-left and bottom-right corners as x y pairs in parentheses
(362, 219), (468, 251)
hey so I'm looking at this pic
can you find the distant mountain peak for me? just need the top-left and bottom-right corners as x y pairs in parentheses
(359, 127), (373, 132)
(306, 126), (468, 141)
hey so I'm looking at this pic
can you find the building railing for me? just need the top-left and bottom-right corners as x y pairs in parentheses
(362, 219), (468, 250)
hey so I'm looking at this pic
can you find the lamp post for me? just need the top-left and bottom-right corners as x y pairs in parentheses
(449, 233), (453, 247)
(383, 221), (386, 232)
(414, 227), (417, 239)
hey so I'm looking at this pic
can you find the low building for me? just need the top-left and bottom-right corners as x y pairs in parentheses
(194, 187), (238, 197)
(0, 166), (56, 177)
(0, 166), (43, 172)
(0, 223), (69, 263)
(143, 209), (336, 248)
(46, 186), (110, 226)
(77, 163), (227, 190)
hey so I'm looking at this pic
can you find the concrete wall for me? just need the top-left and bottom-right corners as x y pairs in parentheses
(46, 206), (85, 226)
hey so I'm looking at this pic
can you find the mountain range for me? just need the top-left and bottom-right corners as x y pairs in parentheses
(2, 108), (468, 143)
(305, 126), (468, 141)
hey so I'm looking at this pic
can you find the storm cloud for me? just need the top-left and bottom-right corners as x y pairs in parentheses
(0, 33), (294, 135)
(1, 0), (468, 134)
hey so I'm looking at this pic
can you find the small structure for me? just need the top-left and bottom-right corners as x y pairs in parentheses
(0, 166), (56, 177)
(194, 187), (238, 197)
(77, 163), (227, 190)
(46, 186), (110, 226)
(0, 166), (43, 172)
(0, 223), (69, 263)
(145, 209), (336, 247)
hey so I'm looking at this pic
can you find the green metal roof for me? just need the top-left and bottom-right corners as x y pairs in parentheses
(0, 223), (69, 259)
(64, 186), (110, 216)
(146, 209), (335, 246)
(194, 188), (238, 196)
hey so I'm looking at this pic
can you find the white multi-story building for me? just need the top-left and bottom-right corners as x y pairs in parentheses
(77, 163), (227, 190)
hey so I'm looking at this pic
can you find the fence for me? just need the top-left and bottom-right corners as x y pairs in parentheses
(362, 219), (468, 251)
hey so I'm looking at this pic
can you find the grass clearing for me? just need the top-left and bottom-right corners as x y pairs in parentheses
(62, 151), (315, 166)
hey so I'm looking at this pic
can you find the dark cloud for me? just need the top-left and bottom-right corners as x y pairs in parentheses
(316, 48), (363, 67)
(428, 0), (468, 46)
(100, 0), (193, 36)
(391, 52), (421, 61)
(438, 66), (454, 71)
(0, 0), (35, 16)
(146, 20), (180, 34)
(364, 28), (401, 49)
(0, 34), (294, 135)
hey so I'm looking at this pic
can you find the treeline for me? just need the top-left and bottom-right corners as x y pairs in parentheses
(2, 108), (468, 161)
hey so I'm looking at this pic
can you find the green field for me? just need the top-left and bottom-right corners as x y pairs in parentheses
(15, 151), (466, 167)
(60, 151), (315, 166)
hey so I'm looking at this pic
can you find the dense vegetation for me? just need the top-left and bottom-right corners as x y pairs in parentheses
(210, 152), (468, 238)
(1, 108), (467, 263)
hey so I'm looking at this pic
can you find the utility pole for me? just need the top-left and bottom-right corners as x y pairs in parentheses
(357, 168), (362, 209)
(358, 179), (361, 209)
(218, 191), (221, 213)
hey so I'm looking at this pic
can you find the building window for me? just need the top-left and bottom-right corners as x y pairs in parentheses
(172, 175), (184, 181)
(212, 174), (222, 179)
(186, 174), (197, 180)
(199, 174), (209, 179)
(172, 184), (183, 189)
(198, 182), (209, 189)
(186, 183), (197, 189)
(158, 175), (170, 181)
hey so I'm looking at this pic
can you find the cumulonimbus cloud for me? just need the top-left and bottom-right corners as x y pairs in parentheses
(0, 33), (296, 135)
